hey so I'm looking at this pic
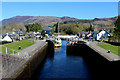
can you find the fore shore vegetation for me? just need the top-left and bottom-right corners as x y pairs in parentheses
(0, 39), (35, 54)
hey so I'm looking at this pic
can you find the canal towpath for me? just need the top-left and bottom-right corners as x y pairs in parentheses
(1, 40), (48, 79)
(10, 40), (47, 58)
(84, 40), (120, 61)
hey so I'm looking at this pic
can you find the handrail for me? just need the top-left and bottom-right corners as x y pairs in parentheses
(2, 46), (19, 54)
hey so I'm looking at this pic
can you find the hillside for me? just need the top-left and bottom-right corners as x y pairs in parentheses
(0, 16), (79, 27)
(0, 16), (117, 30)
(1, 16), (34, 26)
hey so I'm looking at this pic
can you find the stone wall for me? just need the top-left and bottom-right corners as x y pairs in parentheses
(67, 43), (120, 79)
(1, 40), (54, 79)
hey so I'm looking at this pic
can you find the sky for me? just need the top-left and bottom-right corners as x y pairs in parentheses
(1, 2), (118, 20)
(1, 0), (119, 2)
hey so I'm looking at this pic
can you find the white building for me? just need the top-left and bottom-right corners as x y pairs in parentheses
(96, 30), (110, 40)
(1, 33), (13, 42)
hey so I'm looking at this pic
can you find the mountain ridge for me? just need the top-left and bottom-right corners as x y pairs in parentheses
(0, 16), (117, 28)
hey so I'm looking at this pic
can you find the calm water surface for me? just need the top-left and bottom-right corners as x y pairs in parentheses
(33, 40), (92, 79)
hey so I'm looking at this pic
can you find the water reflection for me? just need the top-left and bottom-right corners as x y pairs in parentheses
(32, 40), (92, 79)
(54, 47), (61, 50)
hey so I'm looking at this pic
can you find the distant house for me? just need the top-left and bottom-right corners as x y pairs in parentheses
(33, 31), (41, 35)
(0, 35), (3, 42)
(1, 33), (13, 42)
(93, 30), (111, 41)
(27, 33), (32, 38)
(20, 36), (26, 40)
(13, 30), (25, 40)
(86, 31), (93, 38)
(82, 33), (86, 38)
(14, 30), (24, 36)
(44, 30), (52, 35)
(81, 32), (89, 39)
(9, 33), (18, 40)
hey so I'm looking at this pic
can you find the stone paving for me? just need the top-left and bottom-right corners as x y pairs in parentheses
(73, 38), (120, 61)
(0, 40), (48, 78)
(11, 40), (47, 58)
(84, 40), (120, 61)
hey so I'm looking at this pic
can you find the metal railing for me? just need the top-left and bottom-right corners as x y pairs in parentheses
(1, 41), (48, 78)
(2, 46), (19, 55)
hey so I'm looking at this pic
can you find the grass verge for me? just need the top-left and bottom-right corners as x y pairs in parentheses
(97, 43), (119, 55)
(0, 39), (35, 54)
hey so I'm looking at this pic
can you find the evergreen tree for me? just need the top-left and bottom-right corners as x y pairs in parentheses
(25, 24), (30, 32)
(41, 30), (46, 36)
(114, 16), (120, 39)
(55, 22), (59, 33)
(89, 23), (94, 32)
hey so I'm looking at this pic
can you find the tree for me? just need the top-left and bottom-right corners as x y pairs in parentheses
(25, 23), (43, 32)
(72, 27), (80, 34)
(18, 23), (26, 34)
(33, 23), (43, 32)
(41, 30), (46, 36)
(25, 24), (30, 32)
(59, 22), (87, 35)
(55, 22), (59, 33)
(8, 23), (19, 31)
(82, 27), (89, 32)
(114, 16), (120, 40)
(83, 23), (94, 32)
(89, 23), (94, 32)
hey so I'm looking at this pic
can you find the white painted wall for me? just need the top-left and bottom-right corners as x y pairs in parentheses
(1, 35), (12, 42)
(96, 30), (110, 40)
(58, 35), (77, 39)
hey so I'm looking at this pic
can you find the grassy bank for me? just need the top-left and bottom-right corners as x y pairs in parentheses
(0, 39), (35, 54)
(97, 43), (119, 55)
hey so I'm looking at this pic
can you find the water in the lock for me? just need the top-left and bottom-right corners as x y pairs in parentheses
(32, 40), (92, 79)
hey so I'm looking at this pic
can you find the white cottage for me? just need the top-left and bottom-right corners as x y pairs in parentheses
(96, 30), (110, 40)
(1, 33), (13, 42)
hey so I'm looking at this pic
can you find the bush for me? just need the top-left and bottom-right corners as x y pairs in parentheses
(15, 39), (20, 41)
(41, 30), (46, 36)
(2, 40), (11, 44)
(2, 40), (8, 43)
(25, 37), (30, 39)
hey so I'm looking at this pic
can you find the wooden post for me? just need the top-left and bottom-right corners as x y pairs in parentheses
(13, 50), (14, 54)
(18, 52), (19, 55)
(6, 47), (7, 54)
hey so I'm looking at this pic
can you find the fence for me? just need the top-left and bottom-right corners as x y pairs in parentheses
(1, 41), (48, 78)
(2, 46), (19, 54)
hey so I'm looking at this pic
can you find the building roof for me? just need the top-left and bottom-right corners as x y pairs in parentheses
(94, 29), (111, 35)
(81, 32), (89, 34)
(2, 34), (13, 42)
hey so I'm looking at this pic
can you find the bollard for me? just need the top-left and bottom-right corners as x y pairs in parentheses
(108, 50), (110, 53)
(19, 46), (21, 50)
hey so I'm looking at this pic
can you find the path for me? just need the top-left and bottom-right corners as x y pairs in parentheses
(10, 40), (47, 58)
(85, 40), (120, 61)
(72, 38), (120, 61)
(1, 40), (48, 78)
